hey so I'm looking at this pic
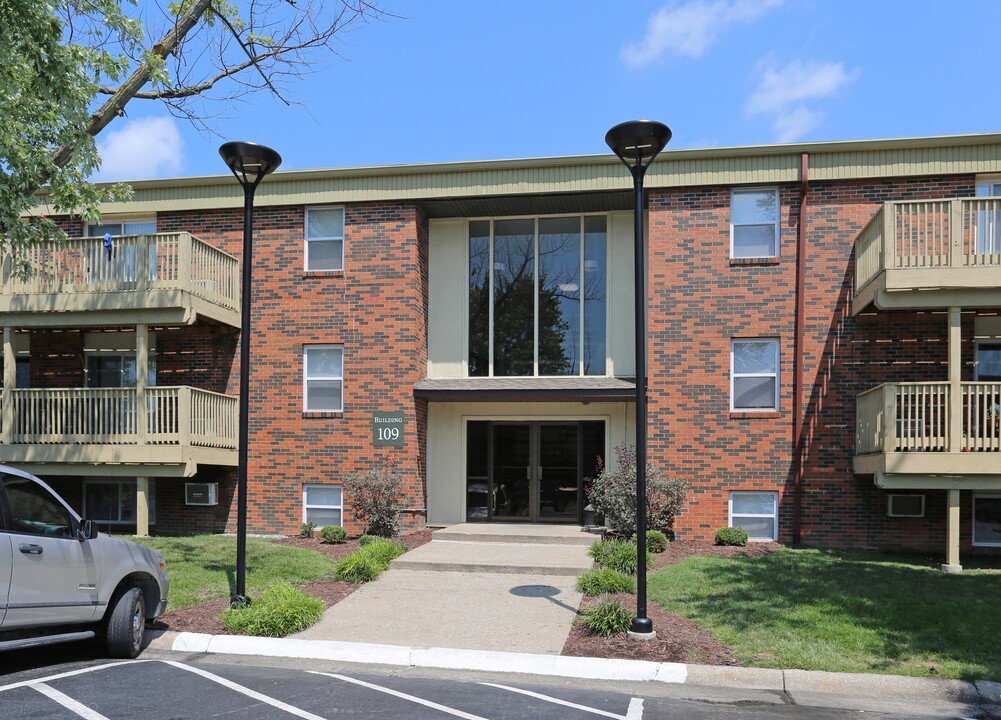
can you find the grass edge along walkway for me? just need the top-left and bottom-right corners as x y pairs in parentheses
(648, 547), (1000, 681)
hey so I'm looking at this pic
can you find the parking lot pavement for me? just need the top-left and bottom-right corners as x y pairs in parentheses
(0, 658), (650, 720)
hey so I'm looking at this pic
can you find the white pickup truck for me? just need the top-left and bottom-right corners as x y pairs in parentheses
(0, 465), (169, 658)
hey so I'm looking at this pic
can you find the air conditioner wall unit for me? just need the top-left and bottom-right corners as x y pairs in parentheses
(185, 482), (219, 506)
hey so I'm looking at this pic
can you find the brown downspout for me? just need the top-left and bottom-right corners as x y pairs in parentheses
(793, 152), (809, 544)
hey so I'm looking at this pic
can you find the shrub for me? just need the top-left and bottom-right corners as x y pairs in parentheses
(645, 529), (669, 554)
(344, 466), (405, 537)
(333, 552), (381, 583)
(587, 444), (689, 536)
(299, 521), (316, 538)
(221, 582), (324, 637)
(576, 568), (635, 596)
(578, 599), (634, 637)
(715, 527), (749, 547)
(588, 539), (652, 576)
(320, 525), (347, 544)
(358, 534), (375, 546)
(333, 536), (406, 583)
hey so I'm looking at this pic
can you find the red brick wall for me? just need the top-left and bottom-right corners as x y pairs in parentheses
(645, 175), (985, 552)
(160, 202), (429, 535)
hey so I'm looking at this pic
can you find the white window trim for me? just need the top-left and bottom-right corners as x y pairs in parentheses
(84, 218), (157, 235)
(303, 344), (344, 413)
(83, 479), (156, 525)
(728, 491), (778, 541)
(305, 206), (345, 272)
(730, 187), (779, 259)
(303, 484), (344, 528)
(886, 493), (925, 518)
(730, 338), (780, 411)
(973, 493), (1001, 548)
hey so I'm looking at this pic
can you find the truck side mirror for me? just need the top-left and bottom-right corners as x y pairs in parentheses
(77, 519), (96, 541)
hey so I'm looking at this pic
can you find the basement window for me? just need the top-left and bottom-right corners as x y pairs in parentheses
(729, 491), (777, 541)
(886, 494), (924, 518)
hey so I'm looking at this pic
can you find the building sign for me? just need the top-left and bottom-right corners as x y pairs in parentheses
(372, 412), (405, 447)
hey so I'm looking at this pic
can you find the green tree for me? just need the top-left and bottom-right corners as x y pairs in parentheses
(1, 0), (387, 274)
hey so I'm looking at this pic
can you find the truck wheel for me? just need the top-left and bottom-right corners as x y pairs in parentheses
(105, 586), (146, 659)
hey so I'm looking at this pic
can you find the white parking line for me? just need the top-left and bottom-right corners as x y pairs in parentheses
(163, 660), (327, 720)
(311, 672), (491, 720)
(481, 682), (643, 720)
(0, 661), (138, 693)
(31, 683), (111, 720)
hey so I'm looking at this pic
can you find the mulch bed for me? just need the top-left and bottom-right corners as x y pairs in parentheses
(158, 530), (777, 668)
(562, 540), (781, 664)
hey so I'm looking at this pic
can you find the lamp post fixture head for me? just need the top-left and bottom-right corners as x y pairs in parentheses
(219, 141), (283, 188)
(605, 120), (672, 172)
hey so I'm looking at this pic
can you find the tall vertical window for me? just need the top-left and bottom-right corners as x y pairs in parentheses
(973, 495), (1001, 547)
(731, 188), (779, 258)
(731, 339), (779, 410)
(468, 216), (607, 377)
(303, 345), (344, 412)
(305, 207), (345, 271)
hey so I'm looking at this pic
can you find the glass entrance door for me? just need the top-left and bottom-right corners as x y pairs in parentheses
(465, 420), (605, 523)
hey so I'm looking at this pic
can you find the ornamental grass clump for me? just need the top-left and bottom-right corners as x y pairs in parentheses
(576, 568), (636, 596)
(587, 444), (689, 536)
(221, 582), (324, 637)
(578, 599), (634, 637)
(588, 539), (652, 576)
(333, 536), (406, 583)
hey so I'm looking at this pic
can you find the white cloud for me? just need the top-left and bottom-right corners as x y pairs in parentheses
(771, 106), (823, 143)
(622, 0), (784, 67)
(746, 59), (859, 142)
(94, 116), (185, 182)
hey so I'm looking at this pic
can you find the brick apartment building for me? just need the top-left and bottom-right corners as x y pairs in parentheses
(6, 133), (1000, 571)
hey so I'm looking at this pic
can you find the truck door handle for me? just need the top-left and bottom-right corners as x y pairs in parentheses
(19, 543), (43, 555)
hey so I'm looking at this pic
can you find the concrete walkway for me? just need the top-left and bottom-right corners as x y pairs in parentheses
(293, 523), (599, 653)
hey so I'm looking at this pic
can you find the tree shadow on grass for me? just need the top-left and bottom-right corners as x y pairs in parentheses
(649, 548), (1001, 680)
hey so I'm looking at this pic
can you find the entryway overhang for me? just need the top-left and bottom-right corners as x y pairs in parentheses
(414, 377), (636, 403)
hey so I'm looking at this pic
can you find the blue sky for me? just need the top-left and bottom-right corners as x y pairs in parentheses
(94, 0), (1001, 181)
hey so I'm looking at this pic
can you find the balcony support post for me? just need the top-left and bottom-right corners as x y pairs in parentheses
(136, 476), (150, 537)
(2, 326), (14, 445)
(941, 488), (962, 573)
(882, 201), (895, 272)
(948, 307), (962, 453)
(949, 199), (964, 268)
(882, 383), (897, 453)
(136, 323), (148, 445)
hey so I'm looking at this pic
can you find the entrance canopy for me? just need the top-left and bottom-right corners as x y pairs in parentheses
(414, 377), (636, 403)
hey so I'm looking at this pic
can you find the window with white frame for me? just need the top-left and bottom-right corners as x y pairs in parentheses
(303, 484), (343, 527)
(303, 345), (344, 412)
(305, 207), (345, 271)
(729, 491), (777, 541)
(973, 494), (1001, 547)
(84, 479), (156, 525)
(731, 188), (779, 258)
(85, 219), (157, 237)
(731, 339), (779, 410)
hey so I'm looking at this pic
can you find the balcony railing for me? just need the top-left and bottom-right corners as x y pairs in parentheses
(4, 387), (237, 449)
(0, 232), (240, 311)
(856, 381), (1001, 455)
(855, 198), (1001, 293)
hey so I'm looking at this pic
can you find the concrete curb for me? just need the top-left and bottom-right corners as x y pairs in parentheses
(147, 629), (992, 715)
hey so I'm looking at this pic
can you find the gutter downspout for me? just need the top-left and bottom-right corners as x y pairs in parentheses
(793, 152), (809, 544)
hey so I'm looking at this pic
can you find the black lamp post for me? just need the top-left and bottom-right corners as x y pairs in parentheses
(219, 141), (282, 608)
(605, 120), (671, 638)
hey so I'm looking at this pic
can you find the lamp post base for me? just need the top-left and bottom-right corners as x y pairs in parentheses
(229, 594), (252, 609)
(629, 617), (655, 640)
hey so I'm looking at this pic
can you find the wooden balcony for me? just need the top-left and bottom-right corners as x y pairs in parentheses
(852, 198), (1001, 315)
(854, 381), (1001, 489)
(0, 386), (238, 476)
(0, 233), (240, 328)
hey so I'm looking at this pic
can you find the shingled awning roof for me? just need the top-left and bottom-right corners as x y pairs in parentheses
(413, 377), (636, 402)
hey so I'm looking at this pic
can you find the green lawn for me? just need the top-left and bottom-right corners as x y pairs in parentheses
(134, 536), (335, 609)
(648, 548), (1001, 680)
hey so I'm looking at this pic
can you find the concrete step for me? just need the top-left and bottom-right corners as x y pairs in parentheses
(432, 523), (601, 547)
(392, 539), (595, 576)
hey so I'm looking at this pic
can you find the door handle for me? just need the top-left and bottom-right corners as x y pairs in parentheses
(19, 543), (43, 555)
